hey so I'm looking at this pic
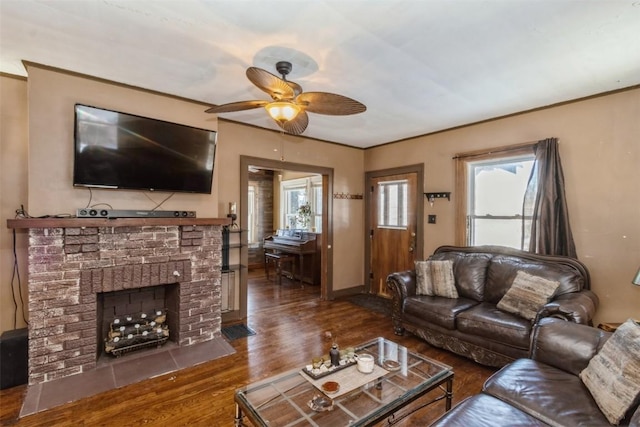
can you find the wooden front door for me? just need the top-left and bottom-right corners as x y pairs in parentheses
(369, 171), (419, 297)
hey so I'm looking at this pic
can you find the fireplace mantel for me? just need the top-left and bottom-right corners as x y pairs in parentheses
(7, 217), (231, 229)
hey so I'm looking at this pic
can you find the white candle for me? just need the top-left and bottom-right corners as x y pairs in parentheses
(229, 202), (237, 215)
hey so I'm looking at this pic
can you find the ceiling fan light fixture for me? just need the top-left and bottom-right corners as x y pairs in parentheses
(265, 101), (301, 123)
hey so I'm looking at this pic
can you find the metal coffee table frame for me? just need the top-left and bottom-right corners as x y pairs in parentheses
(234, 337), (453, 426)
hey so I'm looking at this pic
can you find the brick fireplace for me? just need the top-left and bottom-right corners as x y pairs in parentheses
(10, 217), (228, 386)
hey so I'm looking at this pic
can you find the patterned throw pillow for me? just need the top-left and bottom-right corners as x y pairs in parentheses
(415, 260), (433, 296)
(414, 260), (458, 298)
(496, 271), (559, 321)
(580, 319), (640, 425)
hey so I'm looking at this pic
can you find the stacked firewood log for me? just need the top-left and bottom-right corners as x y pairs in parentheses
(104, 309), (169, 355)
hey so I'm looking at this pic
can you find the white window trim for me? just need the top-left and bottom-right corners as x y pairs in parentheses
(280, 176), (322, 231)
(454, 143), (536, 247)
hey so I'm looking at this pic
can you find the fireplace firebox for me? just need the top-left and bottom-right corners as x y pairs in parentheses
(98, 284), (179, 358)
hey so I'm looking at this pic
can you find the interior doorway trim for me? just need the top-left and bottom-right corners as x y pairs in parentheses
(238, 155), (334, 319)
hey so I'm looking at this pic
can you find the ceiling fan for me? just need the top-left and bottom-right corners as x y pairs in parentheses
(205, 61), (366, 135)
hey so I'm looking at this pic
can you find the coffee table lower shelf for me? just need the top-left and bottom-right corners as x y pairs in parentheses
(233, 337), (454, 427)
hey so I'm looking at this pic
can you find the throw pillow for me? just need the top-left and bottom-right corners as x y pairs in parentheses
(496, 270), (560, 321)
(414, 260), (458, 298)
(580, 319), (640, 425)
(431, 260), (458, 298)
(414, 260), (433, 296)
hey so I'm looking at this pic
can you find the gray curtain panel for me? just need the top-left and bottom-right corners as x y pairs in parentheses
(522, 138), (577, 258)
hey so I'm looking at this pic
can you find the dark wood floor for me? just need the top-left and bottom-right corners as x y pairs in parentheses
(0, 270), (496, 426)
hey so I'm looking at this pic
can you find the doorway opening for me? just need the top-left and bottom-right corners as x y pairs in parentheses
(231, 155), (333, 323)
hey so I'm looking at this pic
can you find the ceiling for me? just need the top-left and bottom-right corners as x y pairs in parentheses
(1, 1), (639, 149)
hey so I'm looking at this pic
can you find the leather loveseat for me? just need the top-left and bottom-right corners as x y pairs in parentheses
(429, 318), (640, 427)
(386, 245), (598, 367)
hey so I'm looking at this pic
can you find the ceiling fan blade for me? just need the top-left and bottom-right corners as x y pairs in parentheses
(287, 81), (303, 96)
(246, 67), (295, 100)
(295, 92), (366, 116)
(275, 110), (309, 135)
(205, 100), (268, 114)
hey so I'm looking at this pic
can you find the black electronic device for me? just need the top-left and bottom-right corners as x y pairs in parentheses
(76, 209), (196, 219)
(0, 328), (28, 390)
(73, 104), (217, 194)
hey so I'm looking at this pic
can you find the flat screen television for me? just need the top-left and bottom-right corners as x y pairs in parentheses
(73, 104), (217, 194)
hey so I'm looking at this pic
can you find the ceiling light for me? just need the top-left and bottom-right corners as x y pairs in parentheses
(265, 101), (301, 123)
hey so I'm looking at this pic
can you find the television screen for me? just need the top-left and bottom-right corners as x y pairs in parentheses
(73, 104), (217, 194)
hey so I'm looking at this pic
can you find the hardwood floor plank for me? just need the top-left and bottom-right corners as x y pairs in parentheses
(0, 270), (495, 426)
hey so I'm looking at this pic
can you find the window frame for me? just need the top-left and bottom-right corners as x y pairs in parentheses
(280, 175), (323, 231)
(455, 143), (535, 247)
(246, 184), (258, 247)
(377, 179), (409, 230)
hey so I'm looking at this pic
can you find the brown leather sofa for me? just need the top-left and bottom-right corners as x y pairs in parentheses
(430, 318), (640, 427)
(387, 245), (598, 367)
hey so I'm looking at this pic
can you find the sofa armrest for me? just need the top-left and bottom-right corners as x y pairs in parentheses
(539, 289), (599, 325)
(386, 270), (416, 335)
(386, 270), (417, 302)
(529, 317), (611, 376)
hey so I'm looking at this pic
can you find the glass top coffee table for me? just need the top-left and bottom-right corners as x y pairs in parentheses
(234, 337), (454, 426)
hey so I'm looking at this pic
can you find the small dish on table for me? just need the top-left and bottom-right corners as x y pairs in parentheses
(321, 380), (340, 394)
(383, 359), (401, 371)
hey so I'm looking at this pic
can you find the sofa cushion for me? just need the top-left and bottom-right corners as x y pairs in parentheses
(414, 260), (458, 298)
(430, 252), (492, 301)
(457, 302), (531, 349)
(484, 358), (614, 426)
(580, 319), (640, 425)
(404, 296), (477, 330)
(429, 394), (550, 427)
(485, 255), (585, 304)
(497, 271), (560, 321)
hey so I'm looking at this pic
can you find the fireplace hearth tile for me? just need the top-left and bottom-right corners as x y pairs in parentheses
(38, 366), (116, 410)
(113, 351), (178, 388)
(171, 338), (235, 370)
(19, 337), (235, 417)
(19, 383), (41, 417)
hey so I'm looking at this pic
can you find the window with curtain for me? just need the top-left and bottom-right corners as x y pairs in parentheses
(455, 144), (535, 249)
(467, 156), (534, 248)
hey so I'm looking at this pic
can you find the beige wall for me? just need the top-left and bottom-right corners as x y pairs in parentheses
(0, 75), (29, 332)
(26, 65), (220, 216)
(0, 66), (366, 333)
(2, 64), (637, 333)
(366, 88), (640, 325)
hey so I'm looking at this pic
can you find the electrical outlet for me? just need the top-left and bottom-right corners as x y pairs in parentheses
(428, 215), (437, 224)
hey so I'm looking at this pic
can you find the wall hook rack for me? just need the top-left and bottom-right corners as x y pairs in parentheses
(424, 192), (451, 201)
(424, 192), (451, 207)
(333, 192), (363, 200)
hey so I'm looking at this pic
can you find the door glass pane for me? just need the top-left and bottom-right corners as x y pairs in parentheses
(378, 180), (408, 229)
